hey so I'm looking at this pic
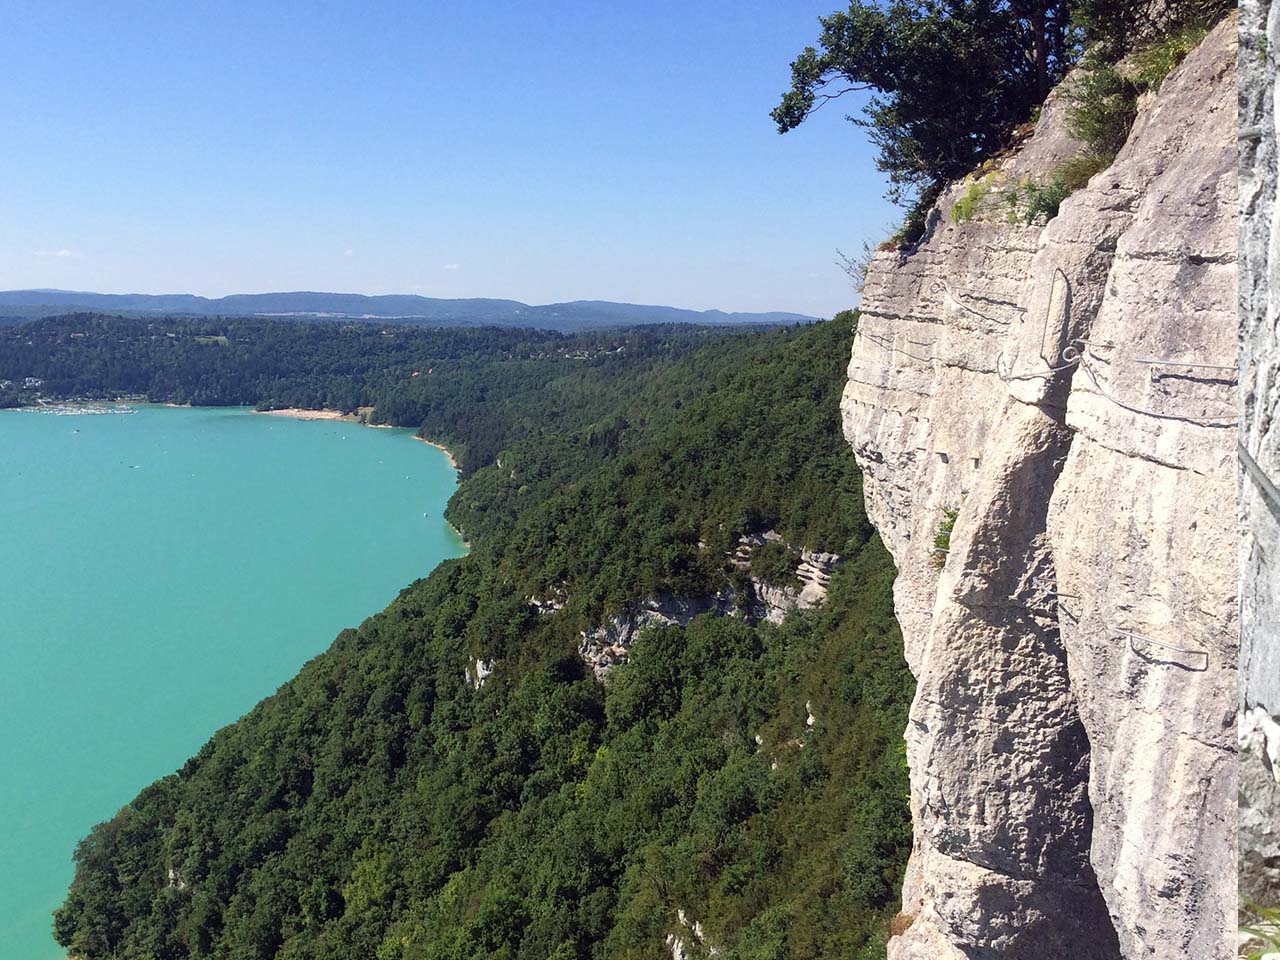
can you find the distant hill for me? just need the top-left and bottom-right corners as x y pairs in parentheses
(0, 290), (819, 331)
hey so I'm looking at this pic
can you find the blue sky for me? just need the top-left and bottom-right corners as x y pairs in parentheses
(1, 0), (895, 317)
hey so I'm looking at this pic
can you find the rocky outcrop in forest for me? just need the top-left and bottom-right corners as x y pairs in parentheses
(577, 532), (840, 678)
(842, 18), (1236, 959)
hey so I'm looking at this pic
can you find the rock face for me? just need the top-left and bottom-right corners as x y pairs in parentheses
(579, 534), (840, 678)
(1240, 0), (1280, 908)
(842, 20), (1236, 959)
(465, 657), (494, 689)
(730, 532), (839, 624)
(579, 592), (739, 679)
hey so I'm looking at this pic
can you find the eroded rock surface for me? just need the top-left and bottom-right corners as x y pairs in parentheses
(579, 592), (739, 679)
(842, 19), (1236, 959)
(1241, 0), (1280, 909)
(579, 533), (840, 678)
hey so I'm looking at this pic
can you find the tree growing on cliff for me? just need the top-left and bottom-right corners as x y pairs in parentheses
(773, 0), (1075, 231)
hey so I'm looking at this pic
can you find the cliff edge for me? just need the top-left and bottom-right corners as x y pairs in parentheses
(842, 18), (1236, 959)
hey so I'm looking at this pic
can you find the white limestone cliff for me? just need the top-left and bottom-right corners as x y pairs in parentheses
(1240, 0), (1280, 908)
(841, 18), (1236, 959)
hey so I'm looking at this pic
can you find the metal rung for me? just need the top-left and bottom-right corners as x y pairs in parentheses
(1133, 357), (1236, 372)
(1028, 577), (1079, 613)
(931, 279), (1018, 325)
(1119, 630), (1209, 671)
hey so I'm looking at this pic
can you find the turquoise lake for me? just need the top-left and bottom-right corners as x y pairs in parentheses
(0, 405), (464, 960)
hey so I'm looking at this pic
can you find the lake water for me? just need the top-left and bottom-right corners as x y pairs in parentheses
(0, 405), (464, 960)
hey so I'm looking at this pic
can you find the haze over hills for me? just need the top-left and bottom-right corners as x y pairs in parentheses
(0, 289), (820, 332)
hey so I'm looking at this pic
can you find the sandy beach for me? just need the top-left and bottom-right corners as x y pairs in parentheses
(252, 407), (461, 473)
(254, 408), (359, 422)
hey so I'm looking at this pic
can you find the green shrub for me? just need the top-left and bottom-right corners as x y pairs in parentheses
(951, 173), (1000, 224)
(1019, 177), (1073, 224)
(750, 540), (801, 589)
(1132, 24), (1209, 90)
(1014, 17), (1217, 227)
(1066, 13), (1220, 163)
(1010, 152), (1111, 224)
(1071, 0), (1230, 60)
(1066, 57), (1139, 160)
(1240, 900), (1280, 960)
(1056, 151), (1112, 189)
(931, 508), (958, 568)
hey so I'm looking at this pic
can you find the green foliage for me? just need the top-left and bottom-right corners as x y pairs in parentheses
(1008, 152), (1109, 223)
(950, 173), (1000, 224)
(773, 1), (1226, 245)
(773, 1), (1074, 219)
(1055, 151), (1113, 190)
(1050, 16), (1219, 224)
(1065, 56), (1139, 160)
(1240, 900), (1280, 960)
(47, 313), (912, 960)
(1019, 176), (1074, 224)
(0, 316), (719, 476)
(749, 542), (801, 589)
(1131, 23), (1210, 89)
(931, 508), (958, 569)
(1012, 12), (1220, 227)
(1070, 0), (1230, 60)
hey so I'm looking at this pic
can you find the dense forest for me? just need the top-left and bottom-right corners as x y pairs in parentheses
(0, 316), (729, 474)
(20, 313), (913, 959)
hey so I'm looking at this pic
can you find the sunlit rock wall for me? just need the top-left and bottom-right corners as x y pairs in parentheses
(1240, 0), (1280, 906)
(842, 19), (1237, 959)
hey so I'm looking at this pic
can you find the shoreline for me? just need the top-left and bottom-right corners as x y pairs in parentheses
(253, 407), (360, 423)
(446, 520), (472, 550)
(412, 435), (460, 473)
(15, 399), (466, 484)
(251, 406), (462, 476)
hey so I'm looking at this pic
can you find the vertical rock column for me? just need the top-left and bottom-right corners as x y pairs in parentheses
(843, 17), (1237, 959)
(1046, 19), (1237, 958)
(842, 81), (1119, 956)
(1240, 0), (1280, 906)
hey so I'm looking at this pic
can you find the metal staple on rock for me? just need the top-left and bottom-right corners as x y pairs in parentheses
(1026, 579), (1208, 671)
(1027, 576), (1080, 618)
(1118, 629), (1209, 672)
(930, 278), (1020, 326)
(1133, 357), (1237, 372)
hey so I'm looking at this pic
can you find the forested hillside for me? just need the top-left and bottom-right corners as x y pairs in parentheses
(36, 314), (912, 959)
(0, 316), (721, 474)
